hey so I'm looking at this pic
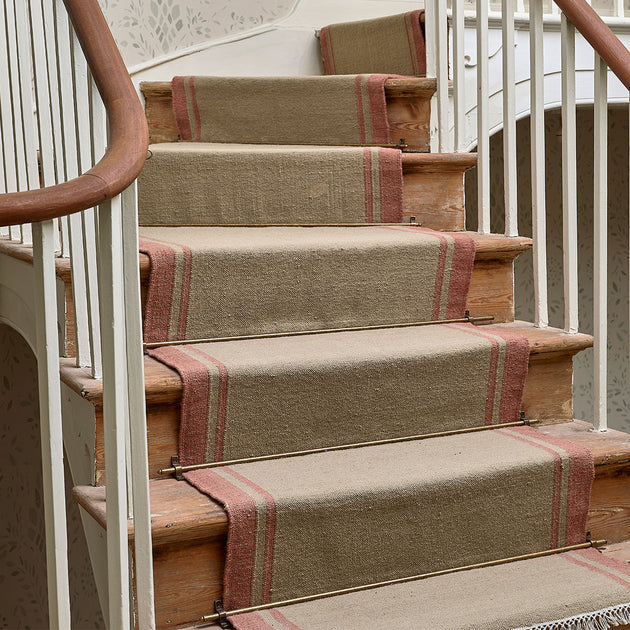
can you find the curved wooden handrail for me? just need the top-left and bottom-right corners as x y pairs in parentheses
(554, 0), (630, 90)
(0, 0), (148, 227)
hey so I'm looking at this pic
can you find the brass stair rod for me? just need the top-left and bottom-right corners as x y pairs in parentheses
(201, 539), (608, 624)
(145, 314), (495, 349)
(159, 416), (538, 477)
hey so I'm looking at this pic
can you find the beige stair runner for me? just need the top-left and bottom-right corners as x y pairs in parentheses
(139, 226), (474, 342)
(320, 10), (426, 76)
(138, 144), (403, 226)
(172, 75), (397, 146)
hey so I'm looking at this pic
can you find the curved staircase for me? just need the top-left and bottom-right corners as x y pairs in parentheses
(54, 10), (630, 629)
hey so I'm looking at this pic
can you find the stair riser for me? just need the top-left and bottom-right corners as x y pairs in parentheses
(141, 81), (433, 151)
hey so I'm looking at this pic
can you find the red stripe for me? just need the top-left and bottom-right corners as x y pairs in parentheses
(231, 612), (277, 630)
(270, 609), (302, 629)
(572, 548), (630, 579)
(531, 430), (594, 544)
(403, 13), (419, 75)
(147, 345), (211, 466)
(189, 76), (202, 141)
(564, 550), (630, 589)
(408, 10), (427, 76)
(319, 27), (335, 74)
(444, 232), (476, 318)
(363, 148), (374, 222)
(366, 74), (391, 144)
(377, 148), (403, 222)
(138, 237), (176, 343)
(355, 75), (367, 144)
(224, 468), (278, 604)
(176, 245), (193, 340)
(171, 76), (193, 141)
(187, 346), (230, 461)
(499, 427), (564, 548)
(185, 469), (258, 608)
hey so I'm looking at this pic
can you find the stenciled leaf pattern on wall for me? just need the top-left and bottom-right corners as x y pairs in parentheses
(98, 0), (294, 67)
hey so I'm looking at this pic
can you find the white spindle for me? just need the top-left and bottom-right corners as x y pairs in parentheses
(477, 0), (490, 232)
(453, 0), (466, 151)
(28, 0), (61, 253)
(98, 195), (132, 629)
(32, 220), (72, 629)
(561, 17), (579, 334)
(502, 0), (518, 236)
(594, 53), (608, 432)
(615, 0), (624, 16)
(122, 183), (156, 629)
(530, 0), (549, 327)
(436, 0), (450, 151)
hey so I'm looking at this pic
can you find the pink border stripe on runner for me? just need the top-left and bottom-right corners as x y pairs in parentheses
(171, 76), (193, 141)
(185, 346), (230, 462)
(571, 548), (630, 580)
(319, 26), (335, 74)
(445, 233), (476, 318)
(367, 75), (392, 145)
(270, 609), (302, 629)
(188, 77), (202, 141)
(232, 612), (277, 630)
(147, 345), (211, 466)
(177, 245), (193, 340)
(564, 550), (630, 588)
(223, 468), (279, 605)
(378, 148), (403, 223)
(403, 12), (419, 76)
(408, 10), (427, 76)
(138, 238), (176, 343)
(531, 430), (594, 545)
(185, 469), (259, 608)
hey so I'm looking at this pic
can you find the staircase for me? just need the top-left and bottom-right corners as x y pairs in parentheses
(43, 9), (630, 630)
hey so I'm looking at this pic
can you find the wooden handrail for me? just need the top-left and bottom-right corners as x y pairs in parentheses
(554, 0), (630, 90)
(0, 0), (148, 227)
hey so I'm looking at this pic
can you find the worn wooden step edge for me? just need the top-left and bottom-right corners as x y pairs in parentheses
(141, 78), (437, 148)
(61, 318), (588, 408)
(72, 420), (630, 549)
(401, 152), (477, 173)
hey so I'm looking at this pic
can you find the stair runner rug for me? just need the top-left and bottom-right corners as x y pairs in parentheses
(138, 226), (475, 342)
(182, 426), (593, 609)
(320, 10), (426, 76)
(172, 75), (400, 146)
(138, 144), (402, 226)
(227, 548), (630, 630)
(147, 323), (530, 463)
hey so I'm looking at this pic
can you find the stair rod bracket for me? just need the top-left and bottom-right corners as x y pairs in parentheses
(170, 455), (184, 481)
(214, 600), (232, 629)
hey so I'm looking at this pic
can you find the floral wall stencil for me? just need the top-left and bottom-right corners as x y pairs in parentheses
(0, 325), (104, 628)
(467, 106), (630, 433)
(98, 0), (294, 68)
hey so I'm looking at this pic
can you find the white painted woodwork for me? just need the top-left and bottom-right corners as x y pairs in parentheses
(561, 17), (579, 335)
(122, 184), (156, 629)
(452, 0), (466, 151)
(530, 0), (549, 328)
(436, 0), (450, 151)
(593, 53), (608, 432)
(476, 0), (490, 233)
(98, 196), (132, 629)
(502, 0), (518, 237)
(32, 220), (72, 630)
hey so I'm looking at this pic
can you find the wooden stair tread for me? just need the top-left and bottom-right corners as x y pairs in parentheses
(72, 418), (630, 548)
(401, 152), (477, 172)
(60, 318), (588, 408)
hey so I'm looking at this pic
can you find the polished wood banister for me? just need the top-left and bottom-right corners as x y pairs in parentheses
(0, 0), (148, 227)
(554, 0), (630, 90)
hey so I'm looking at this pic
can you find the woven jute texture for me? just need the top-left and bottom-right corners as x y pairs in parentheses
(172, 75), (394, 146)
(184, 426), (593, 609)
(139, 226), (475, 342)
(320, 10), (426, 76)
(147, 323), (529, 464)
(138, 143), (403, 226)
(229, 548), (630, 630)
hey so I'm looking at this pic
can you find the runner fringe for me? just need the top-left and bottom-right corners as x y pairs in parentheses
(517, 603), (630, 630)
